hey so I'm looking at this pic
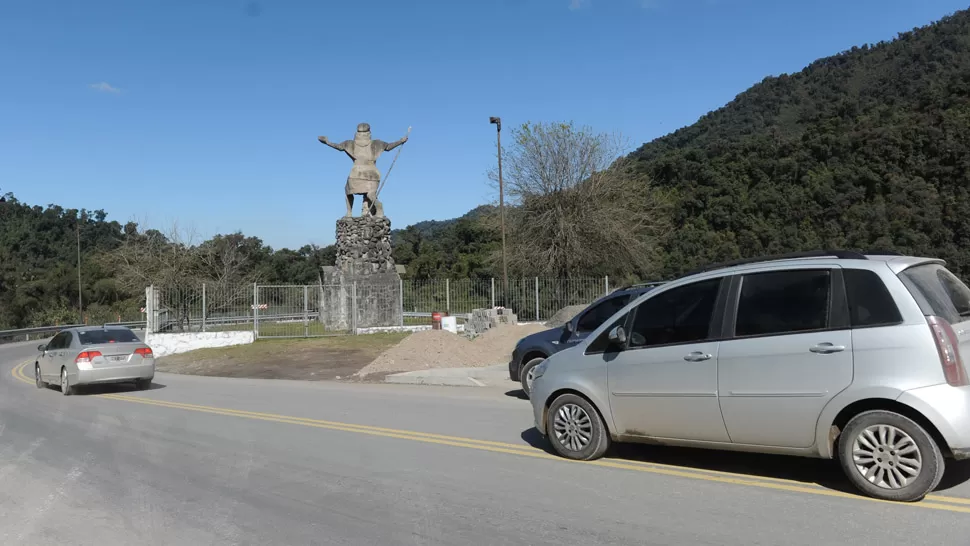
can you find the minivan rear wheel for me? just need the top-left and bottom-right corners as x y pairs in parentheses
(546, 393), (609, 461)
(838, 410), (944, 502)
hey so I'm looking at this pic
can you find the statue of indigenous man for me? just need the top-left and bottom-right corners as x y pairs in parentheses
(318, 123), (408, 218)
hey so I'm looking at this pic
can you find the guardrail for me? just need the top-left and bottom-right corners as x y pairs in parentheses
(0, 324), (86, 344)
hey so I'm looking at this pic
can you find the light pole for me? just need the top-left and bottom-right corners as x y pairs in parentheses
(490, 116), (508, 305)
(76, 218), (83, 324)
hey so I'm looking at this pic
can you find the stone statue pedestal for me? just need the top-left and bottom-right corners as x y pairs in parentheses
(320, 216), (403, 331)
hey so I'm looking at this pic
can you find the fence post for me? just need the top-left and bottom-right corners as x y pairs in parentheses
(201, 283), (207, 332)
(445, 278), (450, 314)
(303, 285), (309, 338)
(253, 282), (258, 338)
(491, 278), (495, 308)
(145, 285), (155, 334)
(399, 278), (404, 327)
(535, 277), (540, 322)
(604, 276), (609, 296)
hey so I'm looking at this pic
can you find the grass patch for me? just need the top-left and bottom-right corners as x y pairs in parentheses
(156, 332), (410, 381)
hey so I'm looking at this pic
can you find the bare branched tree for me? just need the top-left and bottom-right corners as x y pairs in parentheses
(100, 224), (265, 331)
(487, 121), (670, 279)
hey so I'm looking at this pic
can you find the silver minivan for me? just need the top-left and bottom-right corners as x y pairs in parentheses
(530, 251), (970, 502)
(35, 326), (155, 395)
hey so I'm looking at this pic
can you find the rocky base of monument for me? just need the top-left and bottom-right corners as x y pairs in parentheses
(334, 216), (395, 274)
(320, 216), (402, 330)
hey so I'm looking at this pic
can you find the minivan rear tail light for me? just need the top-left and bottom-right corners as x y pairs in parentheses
(75, 351), (103, 364)
(134, 347), (153, 358)
(927, 316), (969, 387)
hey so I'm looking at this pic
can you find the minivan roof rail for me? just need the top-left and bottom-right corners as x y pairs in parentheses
(683, 250), (869, 277)
(612, 281), (667, 293)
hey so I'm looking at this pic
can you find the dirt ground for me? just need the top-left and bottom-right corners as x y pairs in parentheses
(156, 333), (410, 381)
(356, 323), (548, 378)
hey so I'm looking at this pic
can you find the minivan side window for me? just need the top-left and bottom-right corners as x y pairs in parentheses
(735, 270), (830, 337)
(586, 314), (630, 354)
(627, 279), (720, 349)
(843, 269), (902, 327)
(576, 294), (631, 333)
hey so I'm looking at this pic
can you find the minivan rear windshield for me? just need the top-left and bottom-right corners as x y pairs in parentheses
(77, 329), (140, 345)
(899, 264), (970, 324)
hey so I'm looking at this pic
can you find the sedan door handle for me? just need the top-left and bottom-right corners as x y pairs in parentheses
(810, 343), (846, 354)
(683, 352), (712, 362)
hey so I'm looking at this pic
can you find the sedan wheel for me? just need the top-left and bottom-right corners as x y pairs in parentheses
(546, 393), (609, 461)
(60, 368), (73, 396)
(35, 364), (45, 389)
(838, 410), (943, 502)
(519, 357), (545, 397)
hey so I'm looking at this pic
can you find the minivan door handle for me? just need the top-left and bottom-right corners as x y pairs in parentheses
(684, 351), (713, 362)
(810, 343), (846, 354)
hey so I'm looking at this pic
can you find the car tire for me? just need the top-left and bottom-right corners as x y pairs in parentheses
(34, 363), (46, 389)
(838, 410), (944, 502)
(519, 357), (545, 398)
(546, 393), (610, 461)
(135, 378), (152, 390)
(60, 367), (74, 396)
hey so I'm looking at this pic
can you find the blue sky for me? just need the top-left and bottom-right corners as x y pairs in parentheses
(1, 0), (966, 249)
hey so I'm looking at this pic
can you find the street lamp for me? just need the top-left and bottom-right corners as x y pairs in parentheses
(490, 116), (508, 305)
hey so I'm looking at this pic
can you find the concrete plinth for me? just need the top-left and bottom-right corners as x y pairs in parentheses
(319, 216), (403, 331)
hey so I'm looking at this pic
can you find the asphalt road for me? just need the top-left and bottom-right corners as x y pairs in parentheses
(4, 342), (970, 545)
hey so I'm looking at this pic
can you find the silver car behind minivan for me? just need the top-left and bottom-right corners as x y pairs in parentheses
(35, 326), (155, 395)
(530, 251), (970, 502)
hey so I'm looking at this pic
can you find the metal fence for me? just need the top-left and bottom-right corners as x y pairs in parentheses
(147, 277), (620, 338)
(402, 277), (613, 323)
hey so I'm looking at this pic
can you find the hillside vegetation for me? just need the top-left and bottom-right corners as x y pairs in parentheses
(630, 10), (970, 277)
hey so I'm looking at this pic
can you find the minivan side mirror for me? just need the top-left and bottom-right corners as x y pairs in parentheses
(608, 325), (628, 346)
(37, 344), (47, 353)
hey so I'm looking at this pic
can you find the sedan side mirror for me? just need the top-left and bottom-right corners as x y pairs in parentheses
(608, 326), (628, 346)
(37, 344), (48, 353)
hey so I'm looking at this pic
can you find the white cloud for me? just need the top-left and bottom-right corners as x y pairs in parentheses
(89, 82), (121, 94)
(569, 0), (588, 10)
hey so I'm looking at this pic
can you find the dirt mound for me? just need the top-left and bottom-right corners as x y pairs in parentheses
(357, 323), (547, 377)
(544, 304), (587, 328)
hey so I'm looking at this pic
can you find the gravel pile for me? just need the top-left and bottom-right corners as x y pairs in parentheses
(544, 304), (587, 328)
(357, 323), (547, 377)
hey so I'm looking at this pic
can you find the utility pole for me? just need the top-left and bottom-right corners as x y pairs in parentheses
(76, 218), (83, 324)
(489, 116), (508, 305)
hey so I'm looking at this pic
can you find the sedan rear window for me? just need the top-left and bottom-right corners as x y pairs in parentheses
(78, 329), (140, 345)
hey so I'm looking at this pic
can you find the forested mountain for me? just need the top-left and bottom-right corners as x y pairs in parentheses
(630, 9), (970, 277)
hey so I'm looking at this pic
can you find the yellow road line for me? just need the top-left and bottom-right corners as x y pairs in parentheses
(10, 361), (970, 513)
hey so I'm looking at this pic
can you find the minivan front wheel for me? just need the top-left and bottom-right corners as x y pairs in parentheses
(546, 393), (609, 461)
(838, 410), (944, 502)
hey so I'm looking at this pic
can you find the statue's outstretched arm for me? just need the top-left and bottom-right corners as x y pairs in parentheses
(383, 134), (409, 152)
(318, 136), (346, 151)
